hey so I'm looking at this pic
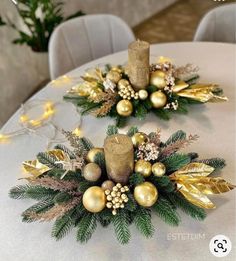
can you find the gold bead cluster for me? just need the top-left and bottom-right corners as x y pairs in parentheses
(118, 85), (139, 100)
(105, 183), (129, 215)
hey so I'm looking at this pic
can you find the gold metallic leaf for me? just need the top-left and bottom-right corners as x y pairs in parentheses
(189, 84), (220, 92)
(177, 182), (216, 209)
(170, 162), (214, 179)
(190, 177), (236, 195)
(173, 80), (189, 92)
(47, 149), (70, 162)
(22, 160), (50, 178)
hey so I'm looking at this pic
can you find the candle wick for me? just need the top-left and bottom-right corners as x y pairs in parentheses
(115, 137), (119, 143)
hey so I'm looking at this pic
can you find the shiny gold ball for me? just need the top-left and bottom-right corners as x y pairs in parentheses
(106, 71), (122, 83)
(152, 162), (166, 177)
(116, 100), (133, 117)
(134, 182), (158, 207)
(150, 70), (166, 88)
(83, 163), (101, 182)
(117, 79), (130, 90)
(138, 89), (148, 100)
(150, 91), (167, 108)
(82, 186), (106, 213)
(101, 180), (115, 191)
(86, 148), (104, 163)
(111, 66), (123, 74)
(135, 160), (152, 177)
(131, 132), (149, 147)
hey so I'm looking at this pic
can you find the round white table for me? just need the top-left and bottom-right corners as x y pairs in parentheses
(0, 42), (235, 261)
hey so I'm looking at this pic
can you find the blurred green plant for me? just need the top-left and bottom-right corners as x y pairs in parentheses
(0, 0), (85, 52)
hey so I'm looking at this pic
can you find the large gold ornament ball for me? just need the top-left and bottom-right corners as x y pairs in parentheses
(138, 89), (148, 100)
(101, 180), (115, 191)
(86, 148), (104, 163)
(116, 100), (133, 117)
(152, 162), (166, 177)
(82, 186), (106, 213)
(150, 91), (167, 108)
(134, 182), (158, 207)
(117, 79), (130, 90)
(150, 70), (166, 88)
(135, 160), (152, 177)
(131, 132), (149, 147)
(83, 163), (102, 182)
(106, 71), (122, 83)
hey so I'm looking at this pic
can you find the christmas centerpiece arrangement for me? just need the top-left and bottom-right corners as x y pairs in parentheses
(10, 125), (235, 244)
(64, 40), (228, 127)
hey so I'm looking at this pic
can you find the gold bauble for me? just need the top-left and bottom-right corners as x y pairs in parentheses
(111, 66), (123, 74)
(101, 180), (115, 191)
(150, 70), (166, 88)
(106, 71), (122, 83)
(135, 160), (152, 177)
(134, 182), (158, 207)
(117, 79), (130, 90)
(86, 148), (104, 163)
(138, 90), (148, 100)
(116, 100), (133, 116)
(83, 163), (101, 182)
(150, 91), (167, 108)
(152, 162), (166, 177)
(82, 186), (106, 213)
(89, 88), (103, 99)
(131, 132), (149, 147)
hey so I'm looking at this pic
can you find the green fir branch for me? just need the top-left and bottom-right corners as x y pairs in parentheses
(167, 193), (206, 221)
(9, 184), (32, 199)
(112, 210), (131, 244)
(106, 125), (119, 136)
(127, 126), (139, 137)
(97, 209), (113, 227)
(152, 196), (180, 226)
(76, 213), (97, 243)
(153, 109), (171, 120)
(129, 173), (145, 186)
(93, 153), (106, 174)
(134, 207), (155, 238)
(161, 153), (191, 173)
(53, 192), (73, 204)
(54, 144), (76, 159)
(37, 152), (61, 169)
(164, 130), (186, 146)
(197, 158), (226, 170)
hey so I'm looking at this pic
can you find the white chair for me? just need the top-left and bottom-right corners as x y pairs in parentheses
(194, 3), (236, 43)
(49, 14), (135, 79)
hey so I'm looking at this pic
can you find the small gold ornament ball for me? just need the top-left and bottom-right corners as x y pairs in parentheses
(106, 71), (122, 83)
(134, 182), (158, 207)
(135, 160), (152, 177)
(131, 132), (149, 147)
(117, 79), (130, 90)
(82, 186), (106, 213)
(83, 163), (102, 182)
(138, 89), (148, 100)
(111, 66), (123, 74)
(101, 180), (115, 191)
(150, 91), (167, 108)
(152, 162), (166, 177)
(116, 100), (133, 117)
(89, 88), (103, 99)
(86, 148), (104, 163)
(150, 70), (166, 88)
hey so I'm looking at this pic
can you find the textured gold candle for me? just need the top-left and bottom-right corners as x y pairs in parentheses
(128, 40), (150, 91)
(104, 134), (134, 184)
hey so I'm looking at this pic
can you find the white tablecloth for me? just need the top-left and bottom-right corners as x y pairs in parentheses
(0, 42), (235, 261)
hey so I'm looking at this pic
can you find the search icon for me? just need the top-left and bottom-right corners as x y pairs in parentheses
(217, 242), (224, 250)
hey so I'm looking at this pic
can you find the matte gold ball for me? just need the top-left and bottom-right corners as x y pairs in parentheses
(116, 100), (133, 116)
(82, 186), (106, 213)
(117, 79), (130, 90)
(150, 91), (167, 108)
(150, 70), (166, 88)
(106, 71), (122, 83)
(86, 148), (104, 163)
(134, 182), (158, 207)
(138, 90), (148, 100)
(135, 160), (152, 177)
(152, 162), (166, 177)
(83, 163), (101, 182)
(101, 180), (115, 191)
(131, 132), (149, 147)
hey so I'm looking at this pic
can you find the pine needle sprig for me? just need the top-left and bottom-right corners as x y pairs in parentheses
(54, 144), (76, 159)
(152, 196), (180, 226)
(196, 158), (226, 170)
(161, 153), (191, 173)
(106, 125), (118, 136)
(134, 207), (155, 238)
(127, 126), (138, 137)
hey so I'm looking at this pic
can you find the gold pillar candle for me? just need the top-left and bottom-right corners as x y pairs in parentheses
(104, 134), (134, 184)
(128, 40), (150, 91)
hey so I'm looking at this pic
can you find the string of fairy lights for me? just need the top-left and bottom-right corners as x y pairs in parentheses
(0, 75), (83, 148)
